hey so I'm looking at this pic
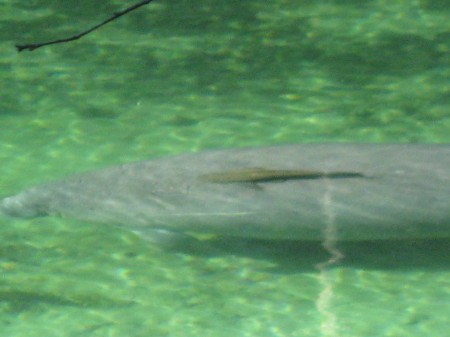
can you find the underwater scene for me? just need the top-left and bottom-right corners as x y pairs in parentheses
(0, 0), (449, 336)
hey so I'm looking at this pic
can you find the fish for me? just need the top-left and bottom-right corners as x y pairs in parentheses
(198, 167), (366, 183)
(1, 143), (449, 241)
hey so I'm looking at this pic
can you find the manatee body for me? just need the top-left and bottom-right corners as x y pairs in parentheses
(1, 143), (449, 241)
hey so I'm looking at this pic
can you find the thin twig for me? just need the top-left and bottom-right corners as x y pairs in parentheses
(16, 0), (155, 52)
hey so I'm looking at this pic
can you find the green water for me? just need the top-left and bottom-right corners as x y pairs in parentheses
(1, 0), (449, 336)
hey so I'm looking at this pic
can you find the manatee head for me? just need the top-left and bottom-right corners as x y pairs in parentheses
(0, 189), (50, 219)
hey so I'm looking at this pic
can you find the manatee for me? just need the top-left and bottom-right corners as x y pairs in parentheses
(1, 143), (449, 241)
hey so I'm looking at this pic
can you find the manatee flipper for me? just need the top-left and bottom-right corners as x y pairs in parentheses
(130, 228), (219, 255)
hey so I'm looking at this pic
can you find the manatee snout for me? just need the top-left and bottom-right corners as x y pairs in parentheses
(0, 192), (49, 219)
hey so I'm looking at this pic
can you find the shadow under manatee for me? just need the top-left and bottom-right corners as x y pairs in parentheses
(165, 236), (450, 273)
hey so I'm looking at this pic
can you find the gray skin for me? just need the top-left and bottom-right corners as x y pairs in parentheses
(1, 143), (449, 241)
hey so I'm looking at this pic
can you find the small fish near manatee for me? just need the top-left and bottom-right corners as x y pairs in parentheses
(1, 143), (449, 242)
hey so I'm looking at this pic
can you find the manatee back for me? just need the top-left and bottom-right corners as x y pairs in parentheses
(1, 143), (449, 240)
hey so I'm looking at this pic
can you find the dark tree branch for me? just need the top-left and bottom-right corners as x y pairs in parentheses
(16, 0), (155, 52)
